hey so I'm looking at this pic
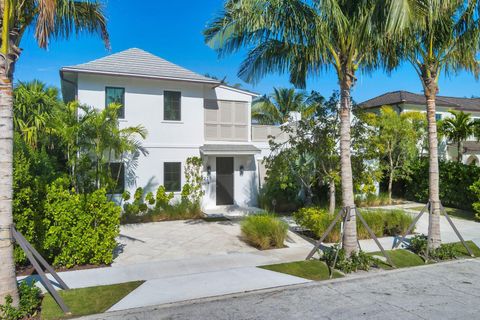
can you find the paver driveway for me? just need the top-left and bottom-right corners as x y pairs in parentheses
(113, 219), (311, 265)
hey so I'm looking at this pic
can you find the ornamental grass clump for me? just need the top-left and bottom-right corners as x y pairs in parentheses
(294, 207), (414, 242)
(241, 214), (288, 250)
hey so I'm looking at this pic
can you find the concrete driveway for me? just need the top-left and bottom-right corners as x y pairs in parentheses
(113, 219), (311, 266)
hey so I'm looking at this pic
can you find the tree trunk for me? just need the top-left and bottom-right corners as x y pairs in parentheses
(425, 91), (442, 250)
(339, 76), (357, 256)
(0, 66), (19, 305)
(457, 141), (462, 163)
(328, 178), (335, 215)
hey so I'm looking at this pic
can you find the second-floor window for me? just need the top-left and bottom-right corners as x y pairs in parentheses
(106, 87), (125, 119)
(164, 91), (181, 121)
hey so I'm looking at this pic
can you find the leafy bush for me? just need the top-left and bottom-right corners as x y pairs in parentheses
(241, 214), (288, 249)
(322, 244), (374, 273)
(0, 282), (42, 320)
(404, 159), (480, 211)
(43, 178), (121, 267)
(407, 235), (457, 261)
(121, 185), (203, 224)
(294, 208), (414, 242)
(355, 192), (400, 207)
(469, 181), (480, 221)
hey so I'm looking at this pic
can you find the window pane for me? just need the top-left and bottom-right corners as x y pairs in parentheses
(106, 87), (125, 119)
(164, 91), (181, 121)
(109, 162), (125, 194)
(164, 162), (181, 192)
(435, 113), (442, 121)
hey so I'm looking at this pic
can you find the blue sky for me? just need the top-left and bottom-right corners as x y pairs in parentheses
(16, 0), (479, 102)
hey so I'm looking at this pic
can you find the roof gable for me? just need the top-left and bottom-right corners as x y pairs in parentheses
(61, 48), (220, 84)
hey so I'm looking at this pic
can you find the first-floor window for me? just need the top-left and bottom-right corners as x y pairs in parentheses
(164, 162), (181, 192)
(435, 113), (442, 121)
(109, 162), (125, 194)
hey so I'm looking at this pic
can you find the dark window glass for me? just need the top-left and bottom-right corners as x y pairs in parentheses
(109, 162), (125, 194)
(106, 87), (125, 119)
(164, 162), (181, 192)
(164, 91), (181, 121)
(435, 113), (442, 121)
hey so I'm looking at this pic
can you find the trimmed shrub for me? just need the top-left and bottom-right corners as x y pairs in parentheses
(43, 178), (121, 268)
(469, 181), (480, 221)
(322, 244), (374, 273)
(0, 282), (42, 320)
(294, 207), (414, 242)
(241, 214), (288, 249)
(404, 159), (480, 211)
(407, 234), (457, 261)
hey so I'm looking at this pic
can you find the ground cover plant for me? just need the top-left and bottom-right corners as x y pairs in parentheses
(0, 282), (42, 320)
(293, 207), (414, 243)
(241, 214), (288, 250)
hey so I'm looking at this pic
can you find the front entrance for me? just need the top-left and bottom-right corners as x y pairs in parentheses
(216, 157), (234, 205)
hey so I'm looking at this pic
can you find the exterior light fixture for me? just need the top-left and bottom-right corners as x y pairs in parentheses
(239, 165), (244, 176)
(207, 165), (211, 176)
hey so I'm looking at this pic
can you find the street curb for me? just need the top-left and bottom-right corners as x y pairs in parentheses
(76, 257), (478, 319)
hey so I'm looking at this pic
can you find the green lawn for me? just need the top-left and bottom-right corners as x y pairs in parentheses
(410, 206), (478, 222)
(369, 249), (425, 270)
(259, 260), (343, 280)
(41, 281), (143, 320)
(370, 241), (480, 270)
(451, 240), (480, 257)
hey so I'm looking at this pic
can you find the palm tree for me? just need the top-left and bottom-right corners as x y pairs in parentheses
(0, 0), (109, 306)
(205, 0), (381, 255)
(13, 80), (59, 148)
(252, 88), (308, 125)
(383, 0), (480, 250)
(440, 110), (475, 163)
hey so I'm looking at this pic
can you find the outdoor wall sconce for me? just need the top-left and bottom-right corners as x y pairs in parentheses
(239, 165), (244, 176)
(207, 165), (212, 176)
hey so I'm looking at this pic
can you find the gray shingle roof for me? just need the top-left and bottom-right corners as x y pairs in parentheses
(463, 141), (480, 152)
(360, 90), (480, 112)
(200, 144), (261, 155)
(61, 48), (220, 84)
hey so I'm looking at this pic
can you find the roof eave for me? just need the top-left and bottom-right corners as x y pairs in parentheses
(60, 67), (221, 85)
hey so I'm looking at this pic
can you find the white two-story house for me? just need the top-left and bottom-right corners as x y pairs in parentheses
(60, 48), (278, 210)
(360, 90), (480, 165)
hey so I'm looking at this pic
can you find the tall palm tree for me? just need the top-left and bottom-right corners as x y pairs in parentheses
(205, 0), (381, 255)
(383, 0), (480, 249)
(0, 0), (109, 306)
(252, 88), (308, 125)
(440, 110), (475, 163)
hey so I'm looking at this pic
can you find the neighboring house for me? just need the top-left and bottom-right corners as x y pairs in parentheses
(360, 90), (480, 165)
(60, 48), (282, 209)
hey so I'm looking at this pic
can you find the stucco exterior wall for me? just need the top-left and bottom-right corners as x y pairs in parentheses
(76, 73), (264, 208)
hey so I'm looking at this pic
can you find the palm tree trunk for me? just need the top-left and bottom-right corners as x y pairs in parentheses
(328, 178), (335, 215)
(339, 77), (357, 256)
(457, 141), (461, 163)
(0, 70), (19, 305)
(425, 93), (442, 250)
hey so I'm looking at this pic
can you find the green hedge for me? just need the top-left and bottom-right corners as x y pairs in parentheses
(42, 179), (121, 268)
(404, 159), (480, 210)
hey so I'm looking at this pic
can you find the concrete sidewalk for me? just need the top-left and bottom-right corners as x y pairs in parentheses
(79, 259), (480, 320)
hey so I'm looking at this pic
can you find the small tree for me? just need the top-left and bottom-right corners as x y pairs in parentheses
(363, 106), (424, 201)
